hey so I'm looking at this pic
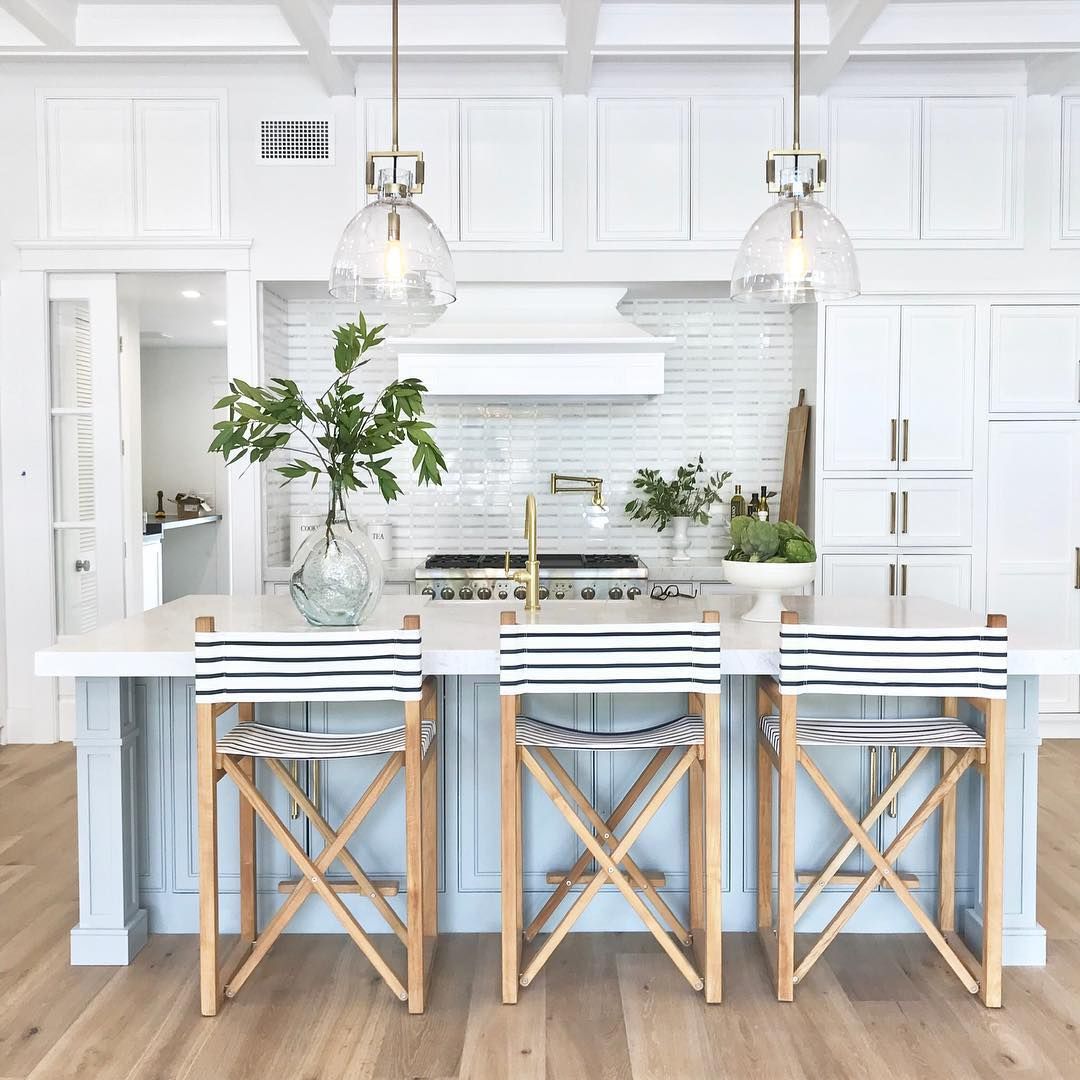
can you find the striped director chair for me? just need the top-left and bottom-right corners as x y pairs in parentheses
(756, 611), (1007, 1006)
(193, 615), (438, 1016)
(499, 611), (724, 1004)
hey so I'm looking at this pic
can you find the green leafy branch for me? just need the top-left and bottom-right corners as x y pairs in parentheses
(624, 456), (733, 532)
(208, 314), (447, 541)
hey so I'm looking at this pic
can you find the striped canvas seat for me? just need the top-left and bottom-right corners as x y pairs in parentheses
(759, 714), (983, 755)
(194, 627), (423, 703)
(216, 719), (436, 759)
(516, 714), (705, 750)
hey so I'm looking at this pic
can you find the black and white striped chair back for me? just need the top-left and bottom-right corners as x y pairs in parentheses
(499, 621), (722, 696)
(778, 624), (1008, 698)
(195, 628), (423, 703)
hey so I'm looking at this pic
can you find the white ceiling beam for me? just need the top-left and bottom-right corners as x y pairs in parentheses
(803, 0), (888, 93)
(277, 0), (352, 95)
(1028, 52), (1080, 95)
(0, 0), (74, 48)
(561, 0), (600, 94)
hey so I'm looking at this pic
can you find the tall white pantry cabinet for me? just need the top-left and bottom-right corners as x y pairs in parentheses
(816, 300), (1080, 722)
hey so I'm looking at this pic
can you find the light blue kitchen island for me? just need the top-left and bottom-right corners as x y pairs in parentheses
(36, 593), (1070, 967)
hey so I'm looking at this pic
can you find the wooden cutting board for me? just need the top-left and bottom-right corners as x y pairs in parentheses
(779, 389), (811, 525)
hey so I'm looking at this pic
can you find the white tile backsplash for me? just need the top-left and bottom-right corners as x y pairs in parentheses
(261, 288), (797, 568)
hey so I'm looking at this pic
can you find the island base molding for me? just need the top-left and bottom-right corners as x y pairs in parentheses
(67, 674), (1047, 971)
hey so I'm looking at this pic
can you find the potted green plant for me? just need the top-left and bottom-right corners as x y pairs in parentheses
(624, 457), (732, 562)
(209, 315), (447, 625)
(722, 517), (818, 622)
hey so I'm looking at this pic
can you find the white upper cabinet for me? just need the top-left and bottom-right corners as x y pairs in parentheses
(594, 97), (689, 243)
(460, 99), (553, 244)
(824, 304), (975, 472)
(42, 93), (224, 240)
(921, 97), (1018, 243)
(822, 306), (901, 471)
(44, 98), (134, 238)
(134, 100), (221, 236)
(898, 306), (975, 470)
(1059, 96), (1080, 244)
(990, 305), (1080, 413)
(820, 478), (900, 547)
(897, 478), (973, 547)
(827, 97), (920, 241)
(691, 95), (783, 241)
(365, 97), (460, 242)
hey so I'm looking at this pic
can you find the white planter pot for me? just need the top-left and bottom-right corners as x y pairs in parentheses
(669, 516), (692, 562)
(722, 559), (818, 622)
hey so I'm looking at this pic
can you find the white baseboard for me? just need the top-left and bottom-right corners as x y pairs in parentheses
(1040, 713), (1080, 739)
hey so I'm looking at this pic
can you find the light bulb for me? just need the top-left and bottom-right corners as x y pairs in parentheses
(383, 239), (406, 281)
(784, 235), (808, 282)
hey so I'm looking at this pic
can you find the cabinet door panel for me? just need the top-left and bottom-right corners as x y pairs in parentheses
(461, 98), (552, 243)
(820, 554), (897, 598)
(987, 422), (1080, 713)
(692, 95), (783, 241)
(820, 478), (899, 547)
(45, 98), (134, 237)
(828, 97), (920, 240)
(1063, 97), (1080, 241)
(595, 98), (689, 241)
(134, 99), (221, 236)
(366, 97), (459, 242)
(900, 306), (975, 470)
(898, 554), (972, 608)
(823, 307), (901, 471)
(990, 305), (1080, 413)
(922, 97), (1017, 241)
(897, 478), (973, 547)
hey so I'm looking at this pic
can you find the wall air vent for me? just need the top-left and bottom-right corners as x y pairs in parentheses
(258, 118), (334, 164)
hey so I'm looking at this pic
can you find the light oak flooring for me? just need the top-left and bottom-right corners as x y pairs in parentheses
(2, 741), (1080, 1079)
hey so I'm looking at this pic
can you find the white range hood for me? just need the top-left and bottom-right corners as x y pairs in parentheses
(391, 284), (671, 398)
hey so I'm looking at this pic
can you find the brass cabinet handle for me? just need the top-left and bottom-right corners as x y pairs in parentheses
(902, 419), (910, 462)
(889, 491), (897, 535)
(289, 760), (300, 820)
(888, 562), (896, 597)
(888, 746), (899, 818)
(901, 490), (909, 534)
(868, 745), (879, 810)
(900, 562), (908, 596)
(890, 419), (897, 462)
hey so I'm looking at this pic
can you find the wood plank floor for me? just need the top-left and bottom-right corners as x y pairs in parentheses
(2, 740), (1080, 1079)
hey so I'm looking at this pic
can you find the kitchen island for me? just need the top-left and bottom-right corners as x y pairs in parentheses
(37, 593), (1072, 967)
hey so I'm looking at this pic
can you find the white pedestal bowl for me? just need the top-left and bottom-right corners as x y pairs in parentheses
(722, 559), (818, 622)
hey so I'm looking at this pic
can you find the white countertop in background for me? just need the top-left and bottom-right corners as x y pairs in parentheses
(34, 593), (1079, 679)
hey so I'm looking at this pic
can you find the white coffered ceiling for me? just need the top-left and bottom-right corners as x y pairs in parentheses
(0, 1), (1077, 95)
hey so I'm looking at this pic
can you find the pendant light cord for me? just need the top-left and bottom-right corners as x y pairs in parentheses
(391, 0), (400, 181)
(792, 0), (800, 152)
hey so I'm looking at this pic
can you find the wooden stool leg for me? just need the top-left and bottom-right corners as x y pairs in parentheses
(776, 694), (797, 1002)
(702, 682), (723, 1004)
(938, 744), (958, 933)
(501, 692), (522, 1004)
(405, 699), (426, 1015)
(981, 696), (1006, 1008)
(688, 756), (704, 934)
(196, 698), (221, 1017)
(238, 701), (257, 945)
(757, 730), (773, 930)
(422, 744), (438, 938)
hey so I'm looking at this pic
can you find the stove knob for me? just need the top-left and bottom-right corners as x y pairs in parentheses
(627, 586), (642, 600)
(459, 586), (474, 600)
(539, 586), (550, 601)
(514, 586), (527, 601)
(477, 587), (492, 600)
(420, 586), (436, 599)
(581, 586), (596, 600)
(554, 590), (565, 600)
(608, 586), (624, 600)
(498, 591), (508, 600)
(440, 587), (455, 600)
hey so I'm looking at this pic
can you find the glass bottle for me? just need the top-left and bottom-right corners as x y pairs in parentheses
(747, 492), (760, 520)
(729, 483), (747, 520)
(758, 485), (770, 521)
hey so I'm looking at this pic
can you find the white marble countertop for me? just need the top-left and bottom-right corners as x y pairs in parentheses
(34, 593), (1079, 679)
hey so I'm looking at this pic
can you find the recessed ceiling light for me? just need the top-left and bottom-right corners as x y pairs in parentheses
(211, 319), (227, 327)
(181, 289), (201, 300)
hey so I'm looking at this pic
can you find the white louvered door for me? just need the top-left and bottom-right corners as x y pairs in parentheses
(48, 276), (125, 734)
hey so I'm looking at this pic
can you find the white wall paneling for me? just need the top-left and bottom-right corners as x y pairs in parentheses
(1056, 96), (1080, 245)
(921, 96), (1019, 244)
(690, 95), (784, 242)
(990, 304), (1080, 413)
(827, 97), (921, 241)
(592, 96), (689, 244)
(39, 91), (226, 241)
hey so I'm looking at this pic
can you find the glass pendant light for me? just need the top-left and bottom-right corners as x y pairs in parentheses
(329, 0), (456, 309)
(731, 0), (859, 303)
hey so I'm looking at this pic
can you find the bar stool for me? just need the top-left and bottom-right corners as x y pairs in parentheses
(193, 614), (438, 1016)
(499, 611), (724, 1004)
(756, 611), (1007, 1006)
